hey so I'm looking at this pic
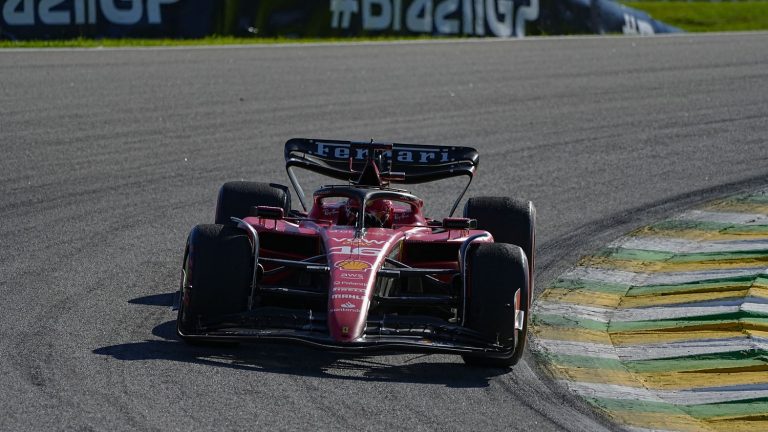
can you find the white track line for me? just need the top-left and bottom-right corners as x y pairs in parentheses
(536, 337), (768, 361)
(535, 339), (619, 359)
(616, 337), (768, 361)
(564, 381), (768, 405)
(613, 237), (768, 253)
(674, 210), (768, 226)
(534, 301), (613, 323)
(561, 267), (768, 287)
(536, 300), (768, 323)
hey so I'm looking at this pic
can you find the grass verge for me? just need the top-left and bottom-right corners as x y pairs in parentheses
(0, 35), (437, 49)
(623, 1), (768, 32)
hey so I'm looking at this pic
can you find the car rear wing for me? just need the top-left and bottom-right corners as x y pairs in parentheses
(284, 138), (479, 215)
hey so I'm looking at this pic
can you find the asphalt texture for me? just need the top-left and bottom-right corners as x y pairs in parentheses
(1, 33), (767, 431)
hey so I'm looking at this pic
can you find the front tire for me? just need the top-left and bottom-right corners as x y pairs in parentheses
(462, 243), (530, 368)
(177, 224), (252, 342)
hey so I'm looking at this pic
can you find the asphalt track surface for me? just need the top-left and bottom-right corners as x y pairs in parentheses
(1, 33), (767, 431)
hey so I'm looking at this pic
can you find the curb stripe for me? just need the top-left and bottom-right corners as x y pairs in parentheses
(536, 339), (618, 359)
(532, 325), (614, 344)
(536, 300), (768, 323)
(703, 200), (768, 215)
(617, 338), (768, 361)
(555, 367), (768, 390)
(628, 275), (768, 296)
(562, 266), (767, 286)
(593, 248), (768, 263)
(562, 381), (768, 405)
(549, 352), (768, 374)
(622, 291), (764, 309)
(532, 189), (768, 431)
(548, 275), (768, 302)
(609, 330), (752, 346)
(582, 254), (768, 273)
(615, 237), (768, 253)
(644, 220), (768, 234)
(591, 396), (768, 419)
(537, 337), (768, 361)
(675, 210), (768, 226)
(539, 288), (623, 308)
(624, 427), (681, 432)
(632, 228), (768, 241)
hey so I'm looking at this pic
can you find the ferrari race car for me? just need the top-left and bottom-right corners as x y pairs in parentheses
(177, 139), (535, 367)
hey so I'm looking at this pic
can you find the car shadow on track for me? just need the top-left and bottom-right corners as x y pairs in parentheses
(94, 294), (506, 389)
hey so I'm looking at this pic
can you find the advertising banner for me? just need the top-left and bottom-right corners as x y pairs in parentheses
(0, 0), (215, 39)
(0, 0), (680, 41)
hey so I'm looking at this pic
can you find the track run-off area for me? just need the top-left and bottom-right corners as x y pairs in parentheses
(1, 33), (767, 431)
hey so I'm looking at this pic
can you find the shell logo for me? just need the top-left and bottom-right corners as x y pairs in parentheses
(335, 260), (370, 271)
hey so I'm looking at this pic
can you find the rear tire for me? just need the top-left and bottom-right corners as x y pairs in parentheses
(215, 181), (291, 225)
(463, 196), (535, 279)
(177, 224), (252, 343)
(462, 243), (529, 368)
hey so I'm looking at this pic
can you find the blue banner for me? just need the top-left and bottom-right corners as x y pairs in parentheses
(0, 0), (681, 41)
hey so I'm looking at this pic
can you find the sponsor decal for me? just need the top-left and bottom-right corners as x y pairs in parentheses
(329, 0), (539, 39)
(335, 260), (371, 271)
(333, 287), (367, 293)
(334, 280), (366, 287)
(340, 272), (364, 279)
(313, 141), (451, 163)
(341, 326), (350, 335)
(331, 308), (360, 313)
(331, 237), (387, 245)
(329, 246), (382, 256)
(332, 294), (364, 300)
(331, 300), (360, 312)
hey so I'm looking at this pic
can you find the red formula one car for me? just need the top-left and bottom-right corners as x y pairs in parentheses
(177, 139), (535, 367)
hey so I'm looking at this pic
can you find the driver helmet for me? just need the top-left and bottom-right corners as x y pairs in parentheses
(365, 199), (393, 228)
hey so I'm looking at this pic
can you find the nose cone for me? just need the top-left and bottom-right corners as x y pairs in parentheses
(327, 258), (373, 341)
(321, 227), (403, 342)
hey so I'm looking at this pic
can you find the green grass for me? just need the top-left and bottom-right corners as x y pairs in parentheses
(0, 35), (439, 49)
(623, 1), (768, 32)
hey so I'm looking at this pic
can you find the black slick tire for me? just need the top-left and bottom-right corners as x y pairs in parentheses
(462, 243), (529, 368)
(177, 224), (252, 344)
(214, 181), (291, 225)
(463, 196), (535, 279)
